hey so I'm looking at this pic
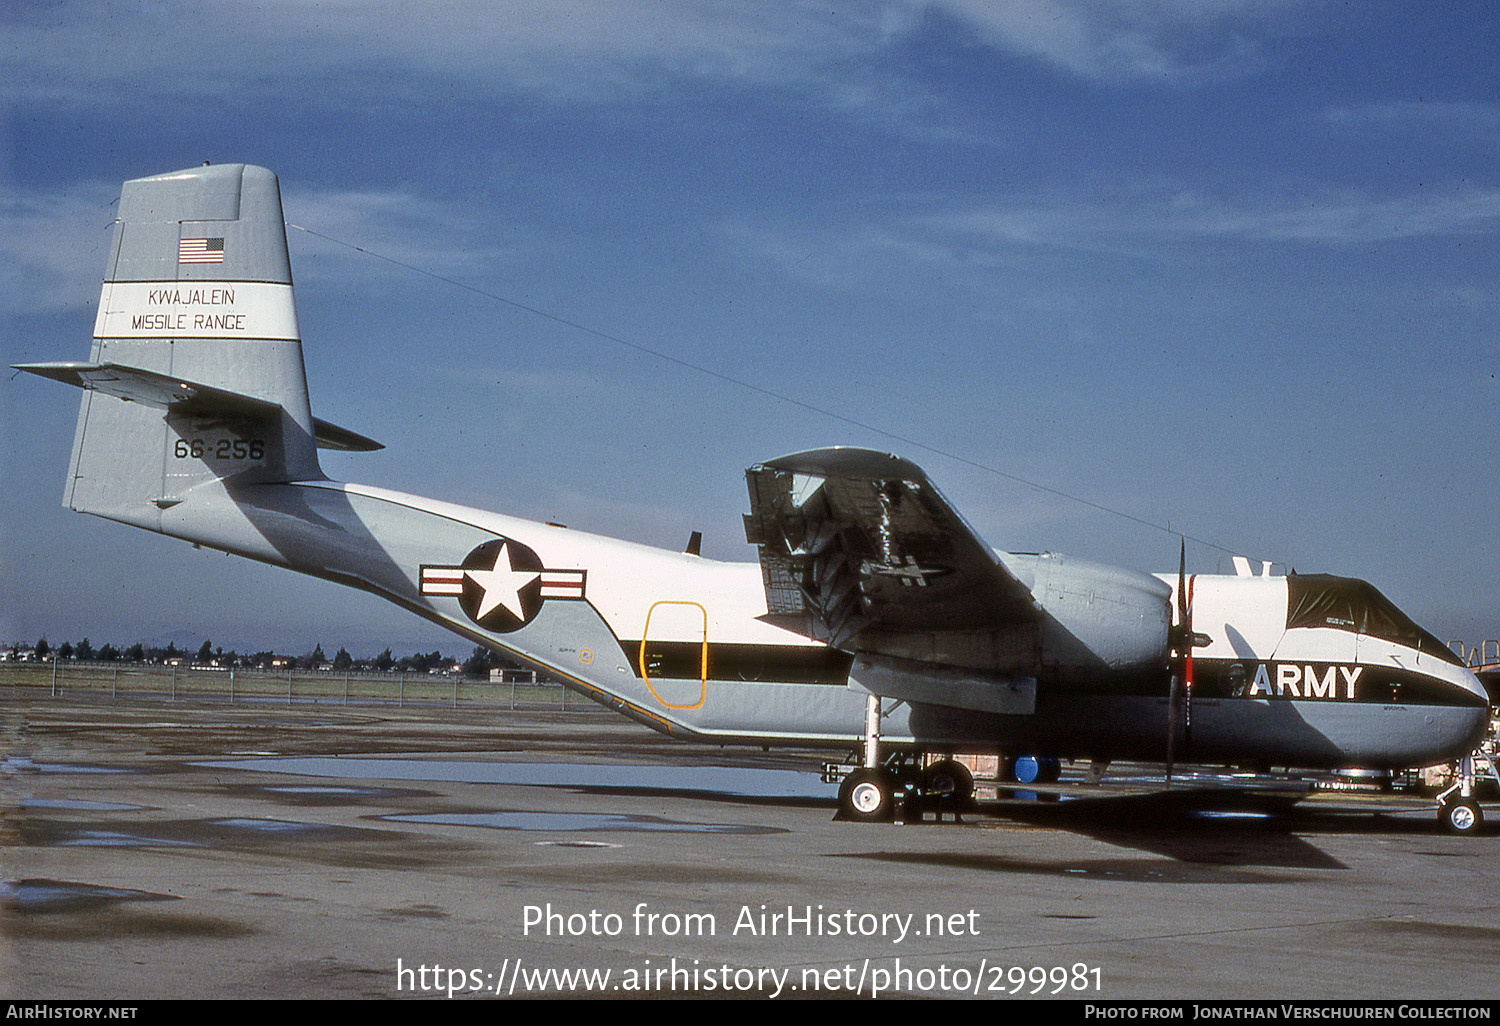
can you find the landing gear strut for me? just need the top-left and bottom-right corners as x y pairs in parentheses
(1435, 753), (1496, 835)
(835, 695), (899, 821)
(831, 696), (976, 821)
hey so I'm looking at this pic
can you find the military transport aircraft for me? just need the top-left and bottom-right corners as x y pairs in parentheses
(16, 164), (1493, 833)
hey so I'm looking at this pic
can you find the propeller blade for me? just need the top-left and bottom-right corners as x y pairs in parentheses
(1166, 537), (1190, 786)
(1165, 672), (1179, 785)
(1177, 538), (1188, 629)
(1183, 571), (1194, 758)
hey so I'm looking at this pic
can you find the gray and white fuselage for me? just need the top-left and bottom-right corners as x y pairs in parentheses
(18, 163), (1489, 776)
(152, 476), (1489, 770)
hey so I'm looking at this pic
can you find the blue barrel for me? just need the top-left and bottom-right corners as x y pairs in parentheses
(1012, 756), (1060, 784)
(1013, 756), (1041, 783)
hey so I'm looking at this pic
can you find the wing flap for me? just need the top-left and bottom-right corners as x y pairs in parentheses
(849, 654), (1036, 716)
(745, 447), (1041, 671)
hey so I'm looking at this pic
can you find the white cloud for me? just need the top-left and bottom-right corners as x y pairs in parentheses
(1324, 100), (1500, 140)
(715, 180), (1500, 313)
(4, 0), (1307, 112)
(283, 186), (534, 281)
(0, 180), (119, 318)
(923, 185), (1500, 249)
(3, 1), (895, 105)
(928, 0), (1303, 82)
(0, 176), (530, 321)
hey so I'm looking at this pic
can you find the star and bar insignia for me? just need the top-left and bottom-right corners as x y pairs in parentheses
(420, 538), (586, 633)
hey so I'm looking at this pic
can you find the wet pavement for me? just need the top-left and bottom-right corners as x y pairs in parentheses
(3, 693), (1498, 1000)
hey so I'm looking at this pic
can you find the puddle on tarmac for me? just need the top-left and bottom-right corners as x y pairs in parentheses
(19, 798), (142, 812)
(56, 830), (198, 848)
(20, 817), (390, 850)
(197, 756), (834, 802)
(225, 782), (431, 806)
(2, 879), (178, 913)
(536, 839), (620, 849)
(212, 818), (323, 834)
(383, 810), (782, 834)
(2, 756), (129, 775)
(992, 789), (1067, 803)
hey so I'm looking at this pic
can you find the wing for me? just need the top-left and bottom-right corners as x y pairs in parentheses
(744, 448), (1041, 674)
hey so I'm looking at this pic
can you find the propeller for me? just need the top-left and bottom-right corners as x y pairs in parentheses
(1166, 539), (1208, 785)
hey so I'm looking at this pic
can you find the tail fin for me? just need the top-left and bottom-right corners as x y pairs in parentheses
(17, 164), (376, 532)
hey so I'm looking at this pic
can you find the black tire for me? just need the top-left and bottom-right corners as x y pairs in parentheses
(839, 768), (894, 822)
(922, 759), (975, 803)
(1439, 797), (1483, 835)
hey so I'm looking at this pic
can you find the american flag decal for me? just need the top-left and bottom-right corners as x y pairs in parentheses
(179, 237), (225, 264)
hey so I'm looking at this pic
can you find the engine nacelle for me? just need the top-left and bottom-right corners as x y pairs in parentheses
(1009, 551), (1173, 672)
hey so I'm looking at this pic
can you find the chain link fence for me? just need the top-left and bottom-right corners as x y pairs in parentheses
(0, 660), (578, 710)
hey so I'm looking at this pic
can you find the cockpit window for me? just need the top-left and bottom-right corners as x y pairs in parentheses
(1285, 574), (1462, 665)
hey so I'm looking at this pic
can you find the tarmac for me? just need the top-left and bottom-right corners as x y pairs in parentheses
(3, 692), (1498, 1001)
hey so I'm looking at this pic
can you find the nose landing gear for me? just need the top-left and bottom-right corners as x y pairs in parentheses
(1435, 753), (1497, 834)
(1438, 796), (1482, 835)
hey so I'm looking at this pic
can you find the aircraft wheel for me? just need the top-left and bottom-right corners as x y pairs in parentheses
(839, 768), (895, 822)
(1439, 797), (1483, 835)
(922, 759), (975, 803)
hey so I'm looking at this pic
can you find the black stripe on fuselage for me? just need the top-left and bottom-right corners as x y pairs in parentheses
(1041, 658), (1485, 708)
(619, 640), (853, 684)
(614, 641), (1483, 708)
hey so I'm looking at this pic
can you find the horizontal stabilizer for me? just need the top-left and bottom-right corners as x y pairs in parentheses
(14, 362), (382, 451)
(310, 417), (383, 452)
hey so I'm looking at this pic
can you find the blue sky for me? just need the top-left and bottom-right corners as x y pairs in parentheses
(4, 1), (1498, 658)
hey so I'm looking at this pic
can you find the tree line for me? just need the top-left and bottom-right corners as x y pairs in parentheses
(10, 637), (518, 680)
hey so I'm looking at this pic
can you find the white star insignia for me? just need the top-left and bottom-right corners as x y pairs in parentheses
(465, 542), (540, 621)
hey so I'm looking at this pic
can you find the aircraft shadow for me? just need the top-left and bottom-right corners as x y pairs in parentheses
(524, 779), (1348, 872)
(967, 789), (1350, 870)
(940, 785), (1482, 870)
(549, 782), (835, 810)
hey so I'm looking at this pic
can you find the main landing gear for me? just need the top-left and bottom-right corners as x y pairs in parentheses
(830, 695), (977, 822)
(833, 757), (977, 822)
(1435, 753), (1497, 835)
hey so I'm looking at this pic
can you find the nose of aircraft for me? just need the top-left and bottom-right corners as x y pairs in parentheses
(1452, 665), (1493, 752)
(1474, 667), (1500, 707)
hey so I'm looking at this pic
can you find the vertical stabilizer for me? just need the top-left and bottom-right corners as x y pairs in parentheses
(64, 164), (322, 531)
